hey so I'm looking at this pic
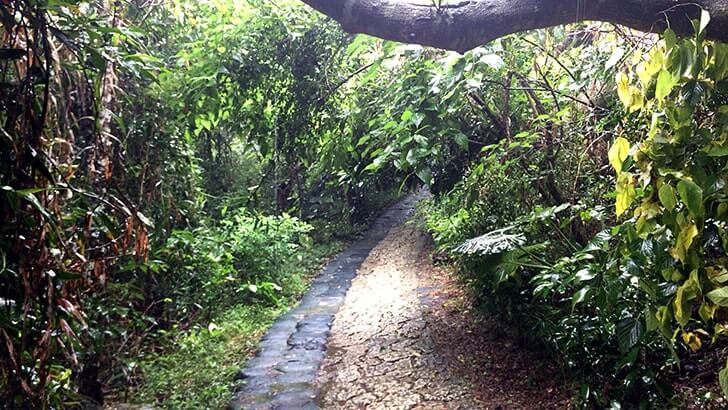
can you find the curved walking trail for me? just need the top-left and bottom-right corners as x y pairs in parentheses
(230, 190), (569, 409)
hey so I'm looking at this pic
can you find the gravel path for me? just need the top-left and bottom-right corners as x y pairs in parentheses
(228, 192), (426, 410)
(315, 222), (480, 409)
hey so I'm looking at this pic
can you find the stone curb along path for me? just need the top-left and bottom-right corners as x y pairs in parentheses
(228, 191), (427, 410)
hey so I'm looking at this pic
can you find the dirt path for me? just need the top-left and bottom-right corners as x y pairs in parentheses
(315, 222), (478, 409)
(230, 192), (570, 409)
(315, 222), (572, 410)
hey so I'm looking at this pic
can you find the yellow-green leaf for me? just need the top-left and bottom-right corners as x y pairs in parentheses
(707, 287), (728, 307)
(609, 137), (630, 173)
(681, 331), (702, 351)
(617, 72), (631, 108)
(628, 87), (644, 113)
(670, 223), (698, 263)
(720, 360), (728, 399)
(616, 172), (636, 216)
(658, 184), (677, 211)
(699, 302), (716, 322)
(674, 277), (699, 327)
(655, 69), (677, 101)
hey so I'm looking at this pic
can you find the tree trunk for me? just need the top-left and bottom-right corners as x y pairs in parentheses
(299, 0), (728, 53)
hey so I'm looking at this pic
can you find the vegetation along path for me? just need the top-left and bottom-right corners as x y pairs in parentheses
(230, 191), (570, 409)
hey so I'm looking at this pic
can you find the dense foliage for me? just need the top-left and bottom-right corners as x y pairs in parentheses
(2, 0), (728, 408)
(421, 12), (728, 409)
(0, 0), (400, 407)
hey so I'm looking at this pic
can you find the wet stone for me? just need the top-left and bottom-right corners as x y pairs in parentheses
(276, 370), (316, 385)
(238, 366), (280, 379)
(288, 332), (328, 351)
(276, 359), (319, 373)
(244, 356), (281, 370)
(285, 348), (324, 363)
(230, 382), (273, 402)
(267, 387), (317, 408)
(269, 398), (317, 410)
(296, 319), (331, 333)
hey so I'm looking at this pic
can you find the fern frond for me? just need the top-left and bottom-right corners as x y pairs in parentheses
(453, 227), (526, 256)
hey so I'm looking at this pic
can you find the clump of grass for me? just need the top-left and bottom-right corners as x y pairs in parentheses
(133, 304), (284, 408)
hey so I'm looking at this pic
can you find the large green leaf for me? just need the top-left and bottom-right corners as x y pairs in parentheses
(720, 361), (728, 399)
(655, 69), (677, 101)
(707, 287), (728, 307)
(454, 227), (526, 256)
(617, 317), (644, 352)
(677, 179), (704, 219)
(658, 184), (677, 211)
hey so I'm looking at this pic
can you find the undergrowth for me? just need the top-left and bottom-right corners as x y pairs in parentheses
(121, 240), (343, 408)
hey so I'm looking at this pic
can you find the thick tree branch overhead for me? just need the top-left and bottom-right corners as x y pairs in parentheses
(298, 0), (728, 53)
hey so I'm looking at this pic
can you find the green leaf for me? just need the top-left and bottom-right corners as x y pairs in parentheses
(88, 48), (107, 71)
(356, 135), (371, 147)
(415, 167), (432, 185)
(454, 227), (526, 256)
(609, 137), (630, 173)
(658, 184), (677, 211)
(655, 69), (677, 101)
(17, 190), (52, 221)
(705, 144), (728, 157)
(699, 9), (711, 36)
(453, 133), (468, 149)
(707, 287), (728, 307)
(56, 271), (83, 281)
(720, 361), (728, 399)
(714, 43), (728, 81)
(572, 287), (589, 312)
(664, 29), (678, 50)
(677, 179), (704, 219)
(406, 149), (417, 166)
(617, 317), (644, 352)
(645, 307), (659, 332)
(136, 211), (154, 228)
(400, 109), (413, 122)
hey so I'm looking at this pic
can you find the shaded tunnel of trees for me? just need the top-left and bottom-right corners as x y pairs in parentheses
(2, 0), (728, 407)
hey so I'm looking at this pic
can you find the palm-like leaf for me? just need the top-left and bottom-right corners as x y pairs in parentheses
(454, 227), (526, 256)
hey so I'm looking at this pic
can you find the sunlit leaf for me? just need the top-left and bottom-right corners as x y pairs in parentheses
(608, 137), (630, 173)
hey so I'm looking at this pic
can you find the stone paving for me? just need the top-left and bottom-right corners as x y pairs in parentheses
(228, 192), (425, 410)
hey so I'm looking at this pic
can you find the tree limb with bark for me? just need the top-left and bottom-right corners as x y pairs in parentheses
(298, 0), (728, 52)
